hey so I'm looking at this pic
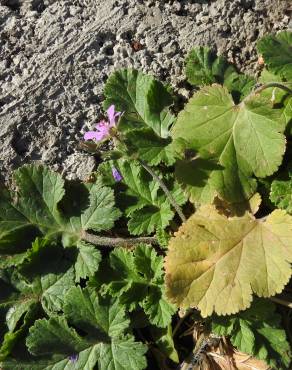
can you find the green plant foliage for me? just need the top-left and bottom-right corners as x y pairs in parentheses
(270, 170), (292, 214)
(1, 31), (292, 370)
(103, 69), (175, 138)
(0, 165), (121, 248)
(124, 128), (178, 166)
(185, 47), (235, 86)
(257, 31), (292, 80)
(185, 47), (255, 102)
(74, 241), (102, 282)
(172, 84), (286, 203)
(211, 299), (291, 369)
(100, 159), (176, 235)
(95, 245), (176, 328)
(24, 288), (147, 370)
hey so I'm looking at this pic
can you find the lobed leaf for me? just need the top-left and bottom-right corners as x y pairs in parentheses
(22, 287), (147, 370)
(0, 165), (121, 249)
(96, 245), (175, 327)
(212, 299), (291, 368)
(165, 205), (292, 316)
(125, 128), (178, 166)
(257, 31), (292, 80)
(172, 85), (286, 203)
(185, 47), (235, 86)
(110, 160), (174, 235)
(74, 241), (102, 283)
(185, 47), (255, 102)
(103, 69), (175, 138)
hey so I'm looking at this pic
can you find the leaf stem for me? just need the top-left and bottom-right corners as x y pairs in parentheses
(81, 231), (158, 247)
(173, 309), (193, 337)
(252, 82), (292, 96)
(270, 296), (292, 309)
(138, 159), (187, 223)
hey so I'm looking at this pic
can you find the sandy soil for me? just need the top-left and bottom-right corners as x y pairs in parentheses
(0, 0), (291, 182)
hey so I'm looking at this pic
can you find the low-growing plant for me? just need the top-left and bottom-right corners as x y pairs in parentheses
(0, 31), (292, 369)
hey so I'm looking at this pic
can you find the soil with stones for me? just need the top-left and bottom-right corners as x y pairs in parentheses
(0, 0), (291, 183)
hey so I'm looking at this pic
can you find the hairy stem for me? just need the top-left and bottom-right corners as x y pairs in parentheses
(81, 231), (158, 247)
(138, 159), (187, 223)
(252, 82), (292, 96)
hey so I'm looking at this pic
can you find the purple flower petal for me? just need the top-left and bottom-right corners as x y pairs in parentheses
(84, 120), (111, 142)
(84, 131), (105, 141)
(107, 105), (115, 124)
(69, 354), (78, 363)
(112, 167), (122, 182)
(107, 105), (121, 127)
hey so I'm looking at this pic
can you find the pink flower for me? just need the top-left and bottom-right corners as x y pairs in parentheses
(84, 105), (121, 142)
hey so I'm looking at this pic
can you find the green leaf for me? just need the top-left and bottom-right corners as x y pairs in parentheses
(75, 241), (101, 282)
(259, 69), (289, 104)
(172, 85), (285, 203)
(165, 205), (292, 317)
(0, 300), (38, 361)
(13, 165), (65, 230)
(211, 299), (291, 368)
(185, 47), (255, 102)
(134, 244), (163, 281)
(150, 325), (179, 363)
(99, 248), (149, 310)
(0, 187), (40, 252)
(103, 69), (175, 138)
(40, 268), (75, 314)
(270, 171), (292, 213)
(0, 165), (121, 248)
(128, 204), (174, 235)
(112, 160), (174, 235)
(27, 316), (88, 356)
(155, 227), (171, 249)
(125, 129), (177, 166)
(1, 246), (75, 315)
(24, 287), (147, 370)
(80, 181), (121, 232)
(175, 157), (230, 204)
(232, 319), (255, 354)
(97, 245), (174, 327)
(224, 72), (256, 101)
(142, 287), (176, 328)
(185, 47), (235, 86)
(257, 31), (292, 80)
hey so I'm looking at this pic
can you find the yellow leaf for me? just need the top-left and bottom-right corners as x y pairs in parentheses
(165, 205), (292, 316)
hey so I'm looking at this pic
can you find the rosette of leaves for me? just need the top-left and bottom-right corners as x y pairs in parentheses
(94, 244), (176, 328)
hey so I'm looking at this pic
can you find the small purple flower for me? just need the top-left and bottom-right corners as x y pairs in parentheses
(84, 105), (121, 142)
(69, 354), (78, 363)
(112, 167), (122, 182)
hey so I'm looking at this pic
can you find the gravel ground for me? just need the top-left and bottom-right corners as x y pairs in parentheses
(0, 0), (291, 183)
